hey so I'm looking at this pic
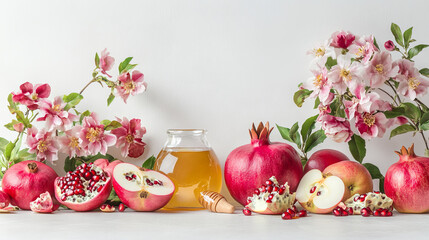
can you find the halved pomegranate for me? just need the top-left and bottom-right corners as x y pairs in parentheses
(30, 191), (55, 213)
(54, 162), (112, 211)
(112, 163), (175, 211)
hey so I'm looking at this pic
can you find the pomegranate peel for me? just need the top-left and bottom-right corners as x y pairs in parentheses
(0, 190), (10, 209)
(344, 192), (393, 214)
(30, 191), (55, 213)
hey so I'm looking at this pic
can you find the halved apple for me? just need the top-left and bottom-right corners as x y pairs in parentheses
(296, 169), (345, 214)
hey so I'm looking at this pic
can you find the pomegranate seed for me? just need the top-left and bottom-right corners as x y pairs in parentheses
(281, 212), (292, 220)
(374, 210), (381, 216)
(101, 177), (107, 181)
(261, 185), (267, 192)
(243, 208), (252, 216)
(266, 199), (272, 203)
(92, 175), (100, 182)
(317, 191), (322, 196)
(118, 203), (125, 212)
(84, 172), (91, 179)
(359, 194), (366, 202)
(387, 211), (393, 217)
(100, 204), (106, 210)
(361, 207), (372, 217)
(61, 195), (67, 201)
(374, 191), (380, 194)
(91, 170), (96, 175)
(341, 209), (349, 216)
(333, 209), (341, 216)
(97, 186), (103, 192)
(82, 163), (87, 169)
(268, 194), (274, 200)
(254, 189), (260, 195)
(265, 180), (273, 186)
(132, 174), (136, 179)
(273, 186), (279, 192)
(298, 210), (307, 217)
(381, 209), (389, 216)
(247, 198), (252, 204)
(292, 206), (298, 213)
(278, 188), (285, 195)
(310, 186), (316, 194)
(347, 207), (354, 215)
(286, 208), (296, 217)
(354, 196), (359, 202)
(74, 189), (80, 195)
(267, 185), (273, 193)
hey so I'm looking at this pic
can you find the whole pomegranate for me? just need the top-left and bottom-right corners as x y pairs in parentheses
(224, 122), (303, 206)
(304, 149), (349, 173)
(384, 144), (429, 213)
(2, 160), (59, 210)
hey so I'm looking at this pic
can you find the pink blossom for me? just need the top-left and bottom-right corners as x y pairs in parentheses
(111, 117), (146, 158)
(13, 123), (24, 132)
(37, 96), (78, 131)
(79, 113), (116, 155)
(58, 126), (87, 157)
(100, 49), (115, 77)
(364, 51), (398, 88)
(26, 127), (59, 163)
(355, 112), (390, 140)
(344, 84), (391, 120)
(317, 103), (331, 121)
(319, 115), (353, 143)
(327, 56), (361, 94)
(330, 31), (355, 49)
(302, 67), (332, 105)
(394, 59), (429, 100)
(349, 35), (377, 63)
(116, 70), (147, 103)
(12, 82), (51, 110)
(307, 41), (334, 66)
(384, 40), (395, 51)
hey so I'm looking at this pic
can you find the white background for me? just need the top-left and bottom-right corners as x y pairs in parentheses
(1, 0), (429, 204)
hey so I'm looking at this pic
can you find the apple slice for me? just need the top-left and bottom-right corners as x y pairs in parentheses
(112, 163), (175, 211)
(296, 169), (345, 213)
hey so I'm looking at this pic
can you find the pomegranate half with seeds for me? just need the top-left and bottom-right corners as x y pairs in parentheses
(245, 176), (296, 214)
(54, 162), (112, 211)
(112, 163), (175, 211)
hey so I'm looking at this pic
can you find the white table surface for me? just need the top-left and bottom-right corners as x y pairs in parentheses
(1, 208), (427, 240)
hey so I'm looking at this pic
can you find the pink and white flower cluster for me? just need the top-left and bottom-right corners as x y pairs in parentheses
(8, 49), (148, 163)
(303, 31), (429, 142)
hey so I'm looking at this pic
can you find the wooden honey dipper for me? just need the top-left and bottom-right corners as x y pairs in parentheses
(199, 191), (235, 213)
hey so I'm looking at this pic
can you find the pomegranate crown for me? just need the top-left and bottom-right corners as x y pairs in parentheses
(394, 144), (417, 159)
(249, 122), (273, 142)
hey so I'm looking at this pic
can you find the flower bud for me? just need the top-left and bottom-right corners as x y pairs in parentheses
(13, 122), (24, 132)
(384, 40), (395, 51)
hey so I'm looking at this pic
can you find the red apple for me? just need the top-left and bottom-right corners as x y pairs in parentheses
(323, 161), (373, 201)
(304, 149), (349, 173)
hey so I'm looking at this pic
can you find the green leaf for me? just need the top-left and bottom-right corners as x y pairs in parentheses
(383, 107), (405, 119)
(363, 163), (384, 179)
(95, 52), (100, 68)
(4, 142), (15, 160)
(348, 135), (366, 163)
(325, 56), (337, 70)
(391, 23), (404, 47)
(313, 97), (320, 109)
(276, 125), (293, 142)
(329, 98), (346, 118)
(17, 148), (36, 161)
(400, 102), (421, 122)
(420, 112), (429, 130)
(408, 44), (429, 59)
(301, 115), (318, 143)
(142, 155), (156, 170)
(304, 129), (327, 153)
(15, 110), (31, 128)
(87, 153), (115, 162)
(293, 89), (312, 107)
(79, 110), (91, 123)
(389, 124), (416, 139)
(100, 120), (112, 126)
(4, 120), (20, 131)
(289, 122), (302, 148)
(63, 93), (83, 111)
(373, 37), (380, 50)
(10, 134), (23, 162)
(123, 64), (137, 73)
(0, 137), (9, 152)
(403, 27), (413, 49)
(107, 93), (115, 106)
(119, 57), (133, 73)
(107, 189), (121, 205)
(419, 68), (429, 77)
(64, 157), (77, 172)
(104, 120), (122, 131)
(7, 93), (18, 114)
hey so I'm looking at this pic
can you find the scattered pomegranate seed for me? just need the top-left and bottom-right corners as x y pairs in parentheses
(292, 205), (298, 213)
(243, 208), (252, 216)
(298, 210), (307, 217)
(361, 208), (372, 217)
(347, 207), (354, 215)
(387, 211), (393, 217)
(333, 208), (341, 216)
(281, 212), (293, 220)
(118, 203), (125, 212)
(286, 208), (296, 217)
(341, 209), (349, 216)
